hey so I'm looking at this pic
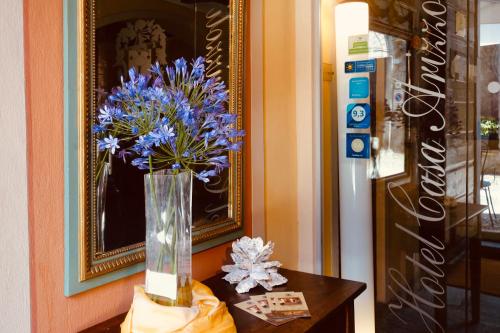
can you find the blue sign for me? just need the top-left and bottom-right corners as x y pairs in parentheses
(349, 77), (369, 99)
(347, 103), (371, 128)
(345, 59), (376, 73)
(346, 133), (370, 159)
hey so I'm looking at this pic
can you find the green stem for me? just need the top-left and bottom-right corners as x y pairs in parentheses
(95, 150), (109, 185)
(171, 174), (178, 280)
(148, 157), (165, 231)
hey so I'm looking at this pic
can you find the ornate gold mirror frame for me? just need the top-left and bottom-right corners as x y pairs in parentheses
(75, 0), (246, 282)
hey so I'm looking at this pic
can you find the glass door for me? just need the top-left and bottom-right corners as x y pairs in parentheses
(322, 0), (500, 331)
(367, 0), (500, 332)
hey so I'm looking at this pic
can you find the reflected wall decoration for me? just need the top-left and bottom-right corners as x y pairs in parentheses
(64, 0), (247, 295)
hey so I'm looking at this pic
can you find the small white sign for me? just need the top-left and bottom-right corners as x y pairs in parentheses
(145, 269), (177, 300)
(351, 105), (367, 122)
(348, 34), (369, 55)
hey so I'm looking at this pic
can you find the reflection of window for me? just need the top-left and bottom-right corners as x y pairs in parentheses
(369, 31), (408, 179)
(481, 24), (500, 46)
(369, 32), (389, 58)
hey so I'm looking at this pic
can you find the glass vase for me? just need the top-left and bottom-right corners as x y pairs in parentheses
(144, 170), (193, 307)
(96, 162), (110, 253)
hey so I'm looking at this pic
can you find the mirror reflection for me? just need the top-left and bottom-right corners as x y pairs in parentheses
(368, 32), (407, 179)
(93, 0), (231, 253)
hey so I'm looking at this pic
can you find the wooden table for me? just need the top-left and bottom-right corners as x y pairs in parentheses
(80, 269), (366, 333)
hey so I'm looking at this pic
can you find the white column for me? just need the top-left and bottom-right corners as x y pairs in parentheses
(0, 0), (31, 331)
(335, 2), (375, 332)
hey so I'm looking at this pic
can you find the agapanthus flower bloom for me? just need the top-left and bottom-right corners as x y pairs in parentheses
(94, 56), (244, 183)
(92, 124), (106, 133)
(98, 106), (114, 124)
(148, 125), (174, 147)
(103, 135), (120, 154)
(131, 157), (149, 170)
(195, 169), (217, 183)
(191, 57), (204, 79)
(118, 149), (132, 163)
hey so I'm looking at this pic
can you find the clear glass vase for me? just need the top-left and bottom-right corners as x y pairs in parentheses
(144, 170), (193, 307)
(96, 162), (110, 253)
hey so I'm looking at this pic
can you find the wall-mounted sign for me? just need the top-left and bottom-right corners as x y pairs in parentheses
(346, 133), (370, 159)
(345, 59), (376, 73)
(349, 77), (369, 99)
(348, 34), (369, 55)
(347, 103), (371, 128)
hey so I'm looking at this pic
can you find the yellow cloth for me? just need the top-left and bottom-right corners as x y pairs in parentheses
(121, 281), (236, 333)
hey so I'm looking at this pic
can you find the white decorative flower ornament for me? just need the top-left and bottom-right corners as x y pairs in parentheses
(221, 237), (287, 293)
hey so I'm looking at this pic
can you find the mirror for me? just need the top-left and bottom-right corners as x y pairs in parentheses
(368, 32), (409, 179)
(67, 0), (246, 287)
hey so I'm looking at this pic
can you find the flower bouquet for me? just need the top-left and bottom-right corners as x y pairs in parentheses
(94, 57), (244, 306)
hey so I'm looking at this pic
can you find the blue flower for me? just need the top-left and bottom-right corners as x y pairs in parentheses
(108, 87), (125, 102)
(208, 155), (229, 171)
(98, 106), (114, 124)
(153, 76), (163, 88)
(219, 113), (237, 124)
(137, 73), (150, 90)
(97, 138), (107, 152)
(174, 58), (187, 77)
(203, 78), (216, 91)
(227, 129), (245, 138)
(159, 117), (170, 126)
(166, 66), (175, 83)
(203, 130), (217, 148)
(131, 158), (149, 170)
(174, 91), (190, 114)
(113, 107), (125, 120)
(118, 149), (132, 163)
(141, 149), (154, 157)
(178, 108), (195, 127)
(227, 142), (242, 151)
(128, 68), (137, 81)
(191, 57), (205, 79)
(132, 135), (154, 156)
(92, 124), (106, 133)
(208, 155), (228, 164)
(150, 62), (162, 76)
(137, 135), (153, 148)
(150, 125), (175, 146)
(159, 124), (175, 139)
(103, 135), (120, 154)
(95, 57), (243, 174)
(214, 137), (229, 147)
(194, 169), (217, 183)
